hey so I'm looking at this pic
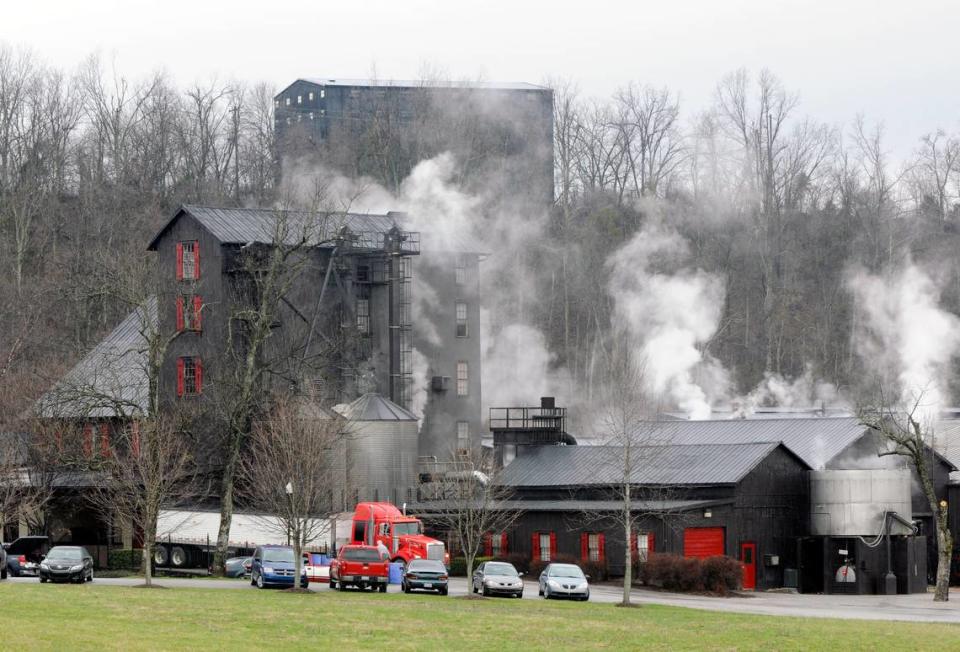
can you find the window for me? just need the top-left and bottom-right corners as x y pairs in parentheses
(635, 532), (655, 563)
(356, 298), (370, 334)
(455, 256), (466, 285)
(176, 241), (199, 281)
(309, 112), (314, 120)
(285, 97), (291, 106)
(176, 295), (203, 332)
(274, 99), (279, 108)
(456, 361), (468, 396)
(297, 95), (302, 104)
(82, 424), (94, 457)
(532, 532), (555, 562)
(484, 532), (508, 557)
(320, 89), (325, 98)
(456, 302), (468, 337)
(177, 356), (203, 397)
(581, 532), (605, 562)
(457, 421), (469, 447)
(308, 92), (314, 101)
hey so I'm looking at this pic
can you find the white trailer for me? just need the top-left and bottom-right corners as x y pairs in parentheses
(153, 508), (331, 570)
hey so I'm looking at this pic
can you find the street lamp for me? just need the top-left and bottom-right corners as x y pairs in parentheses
(285, 482), (294, 545)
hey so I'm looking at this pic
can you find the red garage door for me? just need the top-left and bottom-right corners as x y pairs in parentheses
(683, 527), (724, 558)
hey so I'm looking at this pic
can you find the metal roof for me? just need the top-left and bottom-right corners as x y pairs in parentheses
(334, 393), (417, 422)
(292, 78), (549, 92)
(36, 299), (154, 418)
(499, 442), (790, 488)
(409, 499), (729, 516)
(934, 419), (960, 471)
(641, 417), (870, 470)
(147, 205), (403, 250)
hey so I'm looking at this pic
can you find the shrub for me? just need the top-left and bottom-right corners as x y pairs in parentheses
(108, 549), (143, 571)
(640, 553), (741, 594)
(448, 556), (493, 577)
(701, 555), (742, 595)
(580, 559), (608, 583)
(502, 553), (530, 574)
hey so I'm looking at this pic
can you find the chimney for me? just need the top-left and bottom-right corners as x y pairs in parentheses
(540, 396), (555, 410)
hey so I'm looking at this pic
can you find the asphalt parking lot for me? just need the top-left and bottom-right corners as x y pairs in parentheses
(8, 575), (960, 623)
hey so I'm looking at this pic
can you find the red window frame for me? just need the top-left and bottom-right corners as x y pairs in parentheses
(176, 241), (200, 281)
(176, 356), (203, 397)
(580, 532), (606, 562)
(99, 423), (111, 458)
(531, 531), (556, 562)
(176, 296), (203, 332)
(82, 424), (93, 457)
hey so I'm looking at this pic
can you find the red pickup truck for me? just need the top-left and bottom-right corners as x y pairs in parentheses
(329, 545), (389, 592)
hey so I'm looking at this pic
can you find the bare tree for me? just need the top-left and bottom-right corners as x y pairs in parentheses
(421, 449), (521, 590)
(859, 390), (954, 602)
(86, 412), (196, 587)
(239, 394), (349, 590)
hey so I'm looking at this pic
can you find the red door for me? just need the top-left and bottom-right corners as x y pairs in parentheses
(741, 542), (757, 590)
(683, 527), (724, 558)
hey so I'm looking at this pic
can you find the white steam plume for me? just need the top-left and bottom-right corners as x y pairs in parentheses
(731, 364), (844, 418)
(607, 222), (727, 419)
(846, 263), (960, 424)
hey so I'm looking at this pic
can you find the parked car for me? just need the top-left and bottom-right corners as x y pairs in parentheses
(304, 552), (329, 584)
(4, 536), (48, 577)
(223, 556), (252, 578)
(250, 545), (307, 589)
(538, 563), (590, 601)
(402, 558), (448, 595)
(329, 544), (389, 592)
(472, 561), (524, 598)
(39, 546), (94, 584)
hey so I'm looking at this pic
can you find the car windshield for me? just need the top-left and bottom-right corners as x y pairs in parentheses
(46, 548), (82, 561)
(343, 548), (381, 562)
(263, 548), (294, 563)
(392, 522), (421, 536)
(484, 563), (518, 576)
(549, 564), (585, 578)
(408, 560), (444, 572)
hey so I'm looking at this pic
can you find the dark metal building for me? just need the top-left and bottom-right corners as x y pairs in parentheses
(273, 78), (555, 206)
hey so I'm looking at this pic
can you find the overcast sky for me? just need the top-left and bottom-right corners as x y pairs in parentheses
(3, 0), (957, 158)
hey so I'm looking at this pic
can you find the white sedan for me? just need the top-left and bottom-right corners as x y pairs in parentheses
(538, 563), (590, 601)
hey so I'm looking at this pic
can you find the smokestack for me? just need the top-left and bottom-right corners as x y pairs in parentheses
(540, 396), (555, 410)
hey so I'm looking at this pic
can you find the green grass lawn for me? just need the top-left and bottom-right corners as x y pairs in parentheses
(1, 583), (957, 651)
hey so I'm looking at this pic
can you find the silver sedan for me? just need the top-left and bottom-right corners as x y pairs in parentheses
(472, 561), (524, 598)
(538, 563), (590, 601)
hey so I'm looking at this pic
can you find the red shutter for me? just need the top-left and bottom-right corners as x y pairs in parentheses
(580, 533), (588, 561)
(176, 243), (184, 280)
(483, 533), (492, 557)
(598, 533), (606, 562)
(195, 358), (203, 394)
(176, 358), (185, 397)
(531, 533), (540, 562)
(500, 533), (508, 555)
(193, 242), (200, 279)
(549, 532), (557, 560)
(82, 424), (93, 457)
(630, 531), (638, 555)
(193, 296), (203, 331)
(648, 532), (655, 556)
(99, 423), (111, 457)
(131, 421), (141, 458)
(176, 297), (185, 331)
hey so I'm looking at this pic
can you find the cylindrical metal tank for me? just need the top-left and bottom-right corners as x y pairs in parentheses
(338, 393), (419, 505)
(810, 469), (912, 536)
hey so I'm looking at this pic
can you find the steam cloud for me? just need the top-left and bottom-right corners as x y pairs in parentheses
(607, 222), (728, 419)
(846, 263), (960, 424)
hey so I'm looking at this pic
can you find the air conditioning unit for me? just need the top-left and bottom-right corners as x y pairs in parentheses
(431, 376), (450, 392)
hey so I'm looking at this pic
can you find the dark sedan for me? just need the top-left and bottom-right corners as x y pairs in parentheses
(224, 556), (252, 578)
(39, 546), (94, 583)
(401, 559), (448, 595)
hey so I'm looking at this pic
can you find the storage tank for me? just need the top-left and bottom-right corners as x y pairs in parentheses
(810, 469), (913, 536)
(336, 393), (419, 504)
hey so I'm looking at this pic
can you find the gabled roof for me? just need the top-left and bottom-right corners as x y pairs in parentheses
(277, 78), (549, 97)
(36, 300), (154, 418)
(147, 205), (403, 250)
(642, 417), (870, 470)
(334, 393), (417, 422)
(499, 442), (797, 488)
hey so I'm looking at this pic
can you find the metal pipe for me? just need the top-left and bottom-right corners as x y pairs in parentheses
(297, 246), (338, 378)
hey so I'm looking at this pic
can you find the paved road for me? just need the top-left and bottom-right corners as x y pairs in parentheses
(8, 575), (960, 623)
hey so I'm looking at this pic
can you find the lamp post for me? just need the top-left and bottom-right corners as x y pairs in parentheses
(285, 482), (294, 546)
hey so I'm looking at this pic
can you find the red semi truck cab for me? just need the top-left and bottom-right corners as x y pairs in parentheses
(350, 502), (448, 567)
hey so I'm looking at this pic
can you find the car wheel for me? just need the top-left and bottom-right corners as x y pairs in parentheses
(256, 573), (265, 589)
(472, 580), (478, 594)
(379, 583), (387, 593)
(39, 577), (47, 583)
(154, 546), (168, 566)
(482, 585), (490, 597)
(329, 579), (337, 589)
(538, 585), (543, 596)
(403, 582), (410, 594)
(440, 587), (448, 596)
(170, 546), (187, 567)
(250, 573), (257, 587)
(88, 569), (94, 582)
(544, 586), (551, 599)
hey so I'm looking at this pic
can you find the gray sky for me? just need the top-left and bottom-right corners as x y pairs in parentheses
(4, 0), (957, 158)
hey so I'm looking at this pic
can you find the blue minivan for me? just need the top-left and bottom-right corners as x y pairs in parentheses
(250, 545), (307, 589)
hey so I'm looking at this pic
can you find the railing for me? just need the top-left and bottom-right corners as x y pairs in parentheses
(488, 406), (565, 431)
